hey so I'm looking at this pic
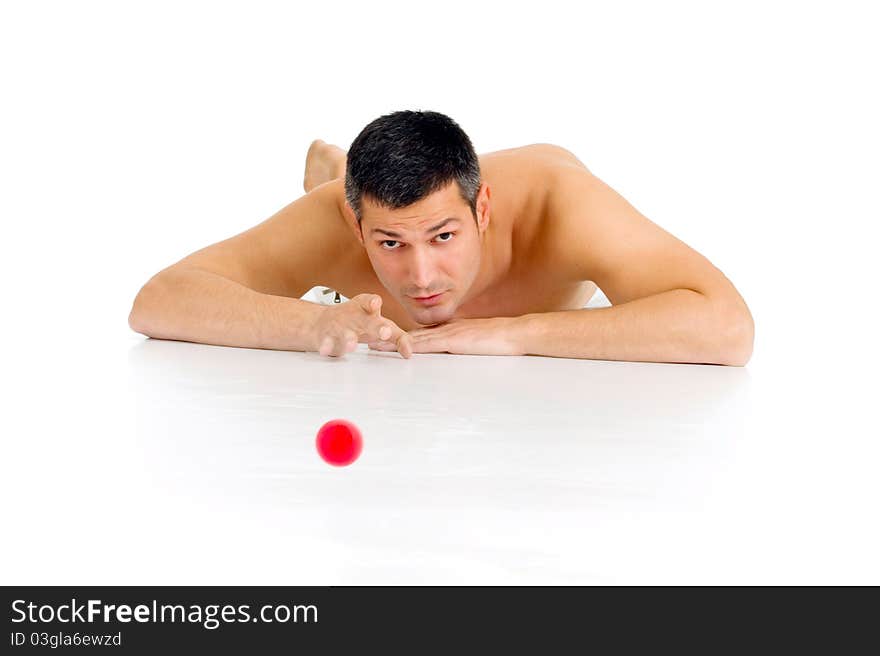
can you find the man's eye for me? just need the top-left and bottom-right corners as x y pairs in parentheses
(380, 233), (454, 250)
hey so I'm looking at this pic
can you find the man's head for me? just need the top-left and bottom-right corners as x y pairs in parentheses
(343, 110), (491, 325)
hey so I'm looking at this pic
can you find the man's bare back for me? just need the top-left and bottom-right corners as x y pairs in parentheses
(310, 143), (599, 331)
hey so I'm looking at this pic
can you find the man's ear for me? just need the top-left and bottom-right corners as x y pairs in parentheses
(342, 201), (365, 246)
(475, 182), (491, 235)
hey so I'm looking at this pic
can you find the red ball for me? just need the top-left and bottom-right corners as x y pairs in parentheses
(315, 419), (363, 466)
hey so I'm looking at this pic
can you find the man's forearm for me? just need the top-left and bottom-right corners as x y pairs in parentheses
(513, 289), (753, 365)
(128, 267), (324, 351)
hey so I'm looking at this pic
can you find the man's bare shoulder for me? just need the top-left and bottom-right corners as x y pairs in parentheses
(488, 143), (592, 250)
(173, 178), (357, 299)
(541, 157), (749, 309)
(494, 143), (590, 173)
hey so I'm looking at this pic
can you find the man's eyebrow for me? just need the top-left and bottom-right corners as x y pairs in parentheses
(370, 217), (460, 238)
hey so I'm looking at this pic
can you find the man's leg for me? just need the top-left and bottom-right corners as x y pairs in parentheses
(303, 139), (348, 193)
(302, 140), (350, 304)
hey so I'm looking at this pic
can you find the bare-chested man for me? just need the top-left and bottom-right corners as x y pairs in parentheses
(128, 110), (754, 365)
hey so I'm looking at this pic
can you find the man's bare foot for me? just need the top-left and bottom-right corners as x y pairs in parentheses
(303, 139), (348, 193)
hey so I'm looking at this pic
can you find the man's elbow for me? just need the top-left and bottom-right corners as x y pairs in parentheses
(128, 305), (149, 336)
(128, 292), (150, 336)
(718, 307), (755, 367)
(128, 278), (164, 337)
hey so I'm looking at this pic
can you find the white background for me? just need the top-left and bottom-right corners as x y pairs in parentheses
(1, 1), (877, 584)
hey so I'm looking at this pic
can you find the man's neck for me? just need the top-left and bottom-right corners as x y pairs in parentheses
(457, 214), (513, 316)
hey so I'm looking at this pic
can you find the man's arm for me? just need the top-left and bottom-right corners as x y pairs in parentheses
(406, 289), (749, 365)
(512, 289), (750, 365)
(129, 266), (325, 350)
(407, 167), (754, 364)
(128, 180), (346, 350)
(528, 166), (754, 365)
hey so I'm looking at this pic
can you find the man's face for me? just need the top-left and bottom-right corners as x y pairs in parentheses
(350, 181), (489, 326)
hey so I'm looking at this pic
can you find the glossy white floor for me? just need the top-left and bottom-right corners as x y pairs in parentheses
(2, 276), (877, 585)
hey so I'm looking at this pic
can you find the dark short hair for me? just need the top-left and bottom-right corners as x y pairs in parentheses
(344, 110), (481, 227)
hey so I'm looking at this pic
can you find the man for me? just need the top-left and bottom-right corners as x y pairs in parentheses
(128, 110), (754, 365)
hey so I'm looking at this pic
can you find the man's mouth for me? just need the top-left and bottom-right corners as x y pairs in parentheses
(411, 292), (445, 305)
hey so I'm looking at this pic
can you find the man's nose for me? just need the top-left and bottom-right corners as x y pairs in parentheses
(408, 249), (436, 291)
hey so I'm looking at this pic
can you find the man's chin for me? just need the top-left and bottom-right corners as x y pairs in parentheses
(409, 305), (455, 326)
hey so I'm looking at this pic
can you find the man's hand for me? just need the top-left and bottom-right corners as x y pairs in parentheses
(311, 294), (413, 358)
(368, 317), (523, 356)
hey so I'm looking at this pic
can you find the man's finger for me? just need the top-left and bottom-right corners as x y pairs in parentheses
(409, 333), (445, 353)
(363, 316), (406, 346)
(368, 341), (394, 351)
(356, 293), (382, 315)
(397, 333), (414, 359)
(367, 333), (414, 358)
(343, 329), (358, 353)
